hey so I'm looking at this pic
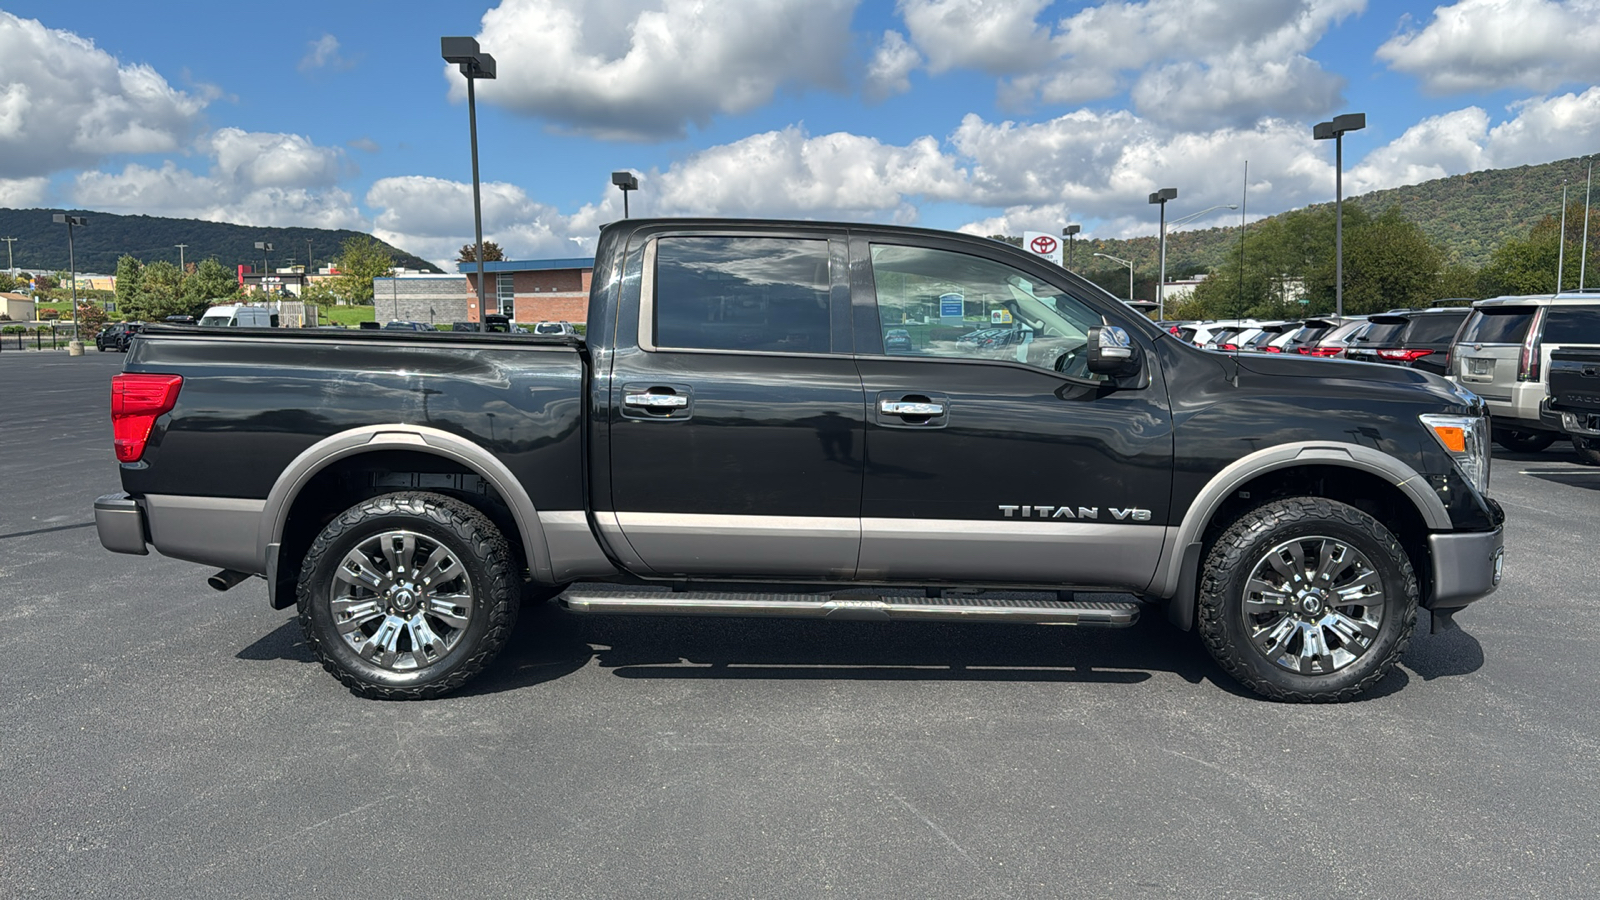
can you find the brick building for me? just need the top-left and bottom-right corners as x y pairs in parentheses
(460, 257), (593, 324)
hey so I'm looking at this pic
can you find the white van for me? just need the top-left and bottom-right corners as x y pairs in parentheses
(199, 304), (278, 328)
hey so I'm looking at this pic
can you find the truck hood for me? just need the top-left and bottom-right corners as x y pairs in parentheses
(1233, 352), (1432, 385)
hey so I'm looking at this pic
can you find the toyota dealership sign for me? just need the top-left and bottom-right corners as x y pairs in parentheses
(1023, 231), (1062, 265)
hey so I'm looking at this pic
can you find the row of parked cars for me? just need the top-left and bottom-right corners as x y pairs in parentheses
(1163, 291), (1600, 464)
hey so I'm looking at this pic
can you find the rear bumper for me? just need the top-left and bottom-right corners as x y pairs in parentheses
(1543, 401), (1600, 437)
(1427, 527), (1504, 610)
(95, 492), (149, 555)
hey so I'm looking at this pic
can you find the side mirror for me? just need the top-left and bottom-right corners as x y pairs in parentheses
(1087, 325), (1140, 377)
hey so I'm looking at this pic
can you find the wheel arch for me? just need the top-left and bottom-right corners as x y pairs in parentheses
(1153, 441), (1450, 628)
(260, 425), (553, 592)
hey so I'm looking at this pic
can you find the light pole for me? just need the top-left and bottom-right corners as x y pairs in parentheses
(442, 36), (497, 320)
(254, 241), (273, 288)
(1313, 112), (1366, 317)
(1094, 252), (1134, 303)
(2, 236), (15, 272)
(1062, 224), (1080, 270)
(306, 238), (313, 275)
(53, 214), (87, 352)
(1148, 187), (1176, 319)
(612, 171), (638, 217)
(176, 243), (187, 271)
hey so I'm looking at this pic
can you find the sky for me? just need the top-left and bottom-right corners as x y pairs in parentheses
(2, 0), (1598, 270)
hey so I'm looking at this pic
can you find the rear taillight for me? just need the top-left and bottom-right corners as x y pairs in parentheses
(1518, 307), (1545, 382)
(1377, 348), (1434, 362)
(1301, 347), (1343, 357)
(111, 373), (183, 462)
(1262, 345), (1283, 353)
(1221, 343), (1238, 351)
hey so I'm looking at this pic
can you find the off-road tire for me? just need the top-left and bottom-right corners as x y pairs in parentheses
(1494, 429), (1556, 453)
(297, 492), (518, 699)
(1197, 497), (1418, 702)
(1574, 435), (1600, 466)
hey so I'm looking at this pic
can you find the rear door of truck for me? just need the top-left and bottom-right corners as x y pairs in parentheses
(601, 225), (865, 579)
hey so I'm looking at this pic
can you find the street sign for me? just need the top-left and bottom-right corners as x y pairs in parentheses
(939, 292), (964, 320)
(1023, 231), (1063, 265)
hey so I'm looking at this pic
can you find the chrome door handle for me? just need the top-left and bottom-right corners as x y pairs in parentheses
(625, 392), (689, 409)
(879, 400), (945, 417)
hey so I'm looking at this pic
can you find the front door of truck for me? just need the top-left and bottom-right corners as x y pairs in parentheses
(849, 236), (1174, 590)
(604, 230), (864, 579)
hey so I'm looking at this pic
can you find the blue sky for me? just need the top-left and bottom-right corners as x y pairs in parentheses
(2, 1), (1598, 268)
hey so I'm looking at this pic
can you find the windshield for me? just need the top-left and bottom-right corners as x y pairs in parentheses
(1459, 308), (1534, 344)
(199, 315), (231, 326)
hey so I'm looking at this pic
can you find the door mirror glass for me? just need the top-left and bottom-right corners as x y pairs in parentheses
(1087, 325), (1141, 376)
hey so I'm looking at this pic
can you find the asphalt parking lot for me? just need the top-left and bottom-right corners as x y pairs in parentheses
(3, 349), (1597, 899)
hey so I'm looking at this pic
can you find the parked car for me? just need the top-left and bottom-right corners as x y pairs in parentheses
(1302, 318), (1370, 358)
(1344, 316), (1410, 364)
(382, 320), (433, 331)
(1453, 293), (1600, 451)
(163, 315), (196, 325)
(96, 322), (143, 352)
(883, 328), (913, 351)
(1367, 307), (1471, 376)
(199, 305), (277, 328)
(533, 321), (579, 337)
(95, 215), (1503, 703)
(1541, 347), (1600, 464)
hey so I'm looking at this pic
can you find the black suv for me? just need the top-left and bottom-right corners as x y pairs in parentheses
(1357, 308), (1470, 375)
(95, 322), (142, 352)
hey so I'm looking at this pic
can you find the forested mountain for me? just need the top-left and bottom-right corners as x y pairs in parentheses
(0, 208), (439, 274)
(1068, 153), (1595, 296)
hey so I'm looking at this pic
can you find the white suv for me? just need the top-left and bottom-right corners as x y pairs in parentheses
(1451, 293), (1600, 451)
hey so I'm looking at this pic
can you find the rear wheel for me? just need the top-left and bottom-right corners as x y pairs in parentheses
(297, 492), (519, 699)
(1197, 497), (1418, 702)
(1494, 428), (1556, 452)
(1574, 435), (1600, 466)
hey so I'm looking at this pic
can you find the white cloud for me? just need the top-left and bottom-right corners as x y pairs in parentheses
(71, 130), (364, 230)
(897, 0), (1055, 75)
(366, 175), (582, 268)
(298, 34), (352, 73)
(1377, 0), (1600, 94)
(455, 0), (858, 140)
(0, 12), (208, 179)
(864, 30), (922, 102)
(0, 176), (48, 207)
(1349, 87), (1600, 193)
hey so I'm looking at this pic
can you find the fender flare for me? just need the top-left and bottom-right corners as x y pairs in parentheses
(258, 424), (554, 584)
(1150, 441), (1452, 621)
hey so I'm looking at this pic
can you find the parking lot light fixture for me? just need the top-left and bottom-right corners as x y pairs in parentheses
(254, 242), (273, 281)
(53, 214), (87, 351)
(1094, 251), (1134, 303)
(442, 36), (497, 318)
(612, 171), (639, 218)
(1148, 188), (1177, 319)
(1313, 112), (1366, 317)
(1062, 224), (1080, 270)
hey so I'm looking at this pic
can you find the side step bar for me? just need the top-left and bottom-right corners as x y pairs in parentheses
(559, 589), (1140, 627)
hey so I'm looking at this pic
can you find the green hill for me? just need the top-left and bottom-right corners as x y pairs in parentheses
(0, 208), (439, 275)
(1068, 153), (1597, 293)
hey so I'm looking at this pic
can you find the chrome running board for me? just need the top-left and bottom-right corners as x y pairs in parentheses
(559, 589), (1140, 626)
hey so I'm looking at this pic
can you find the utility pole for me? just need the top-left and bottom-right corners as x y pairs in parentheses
(2, 237), (15, 272)
(176, 243), (187, 271)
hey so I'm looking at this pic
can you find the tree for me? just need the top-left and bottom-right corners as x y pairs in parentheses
(0, 271), (17, 293)
(1330, 206), (1444, 314)
(76, 300), (109, 334)
(457, 241), (505, 263)
(33, 273), (58, 291)
(132, 260), (186, 320)
(332, 236), (395, 305)
(114, 255), (145, 317)
(180, 258), (240, 315)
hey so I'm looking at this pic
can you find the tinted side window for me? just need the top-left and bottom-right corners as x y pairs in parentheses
(1405, 312), (1469, 344)
(1542, 306), (1600, 343)
(1357, 322), (1408, 344)
(654, 237), (831, 353)
(1459, 308), (1534, 344)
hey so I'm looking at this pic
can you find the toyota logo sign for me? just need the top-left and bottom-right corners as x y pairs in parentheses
(1030, 235), (1059, 255)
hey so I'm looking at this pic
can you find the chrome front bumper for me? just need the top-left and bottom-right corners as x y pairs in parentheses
(1427, 526), (1504, 610)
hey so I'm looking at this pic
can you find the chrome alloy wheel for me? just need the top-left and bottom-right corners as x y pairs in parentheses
(1240, 535), (1386, 676)
(328, 530), (474, 672)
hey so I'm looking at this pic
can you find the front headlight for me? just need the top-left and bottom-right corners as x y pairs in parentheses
(1420, 413), (1490, 496)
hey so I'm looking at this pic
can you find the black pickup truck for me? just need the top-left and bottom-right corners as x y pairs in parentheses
(96, 218), (1504, 701)
(1544, 347), (1600, 464)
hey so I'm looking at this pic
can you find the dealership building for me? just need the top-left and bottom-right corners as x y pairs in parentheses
(460, 257), (594, 324)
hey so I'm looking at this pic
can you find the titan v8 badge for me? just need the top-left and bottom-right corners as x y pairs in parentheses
(998, 505), (1151, 521)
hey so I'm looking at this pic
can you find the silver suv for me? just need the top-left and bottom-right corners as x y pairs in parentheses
(1451, 293), (1600, 451)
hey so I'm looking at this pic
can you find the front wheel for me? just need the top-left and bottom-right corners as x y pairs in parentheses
(1197, 497), (1418, 702)
(297, 492), (519, 699)
(1494, 428), (1556, 452)
(1574, 435), (1600, 466)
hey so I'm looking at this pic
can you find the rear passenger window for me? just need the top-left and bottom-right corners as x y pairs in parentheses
(1459, 308), (1534, 344)
(653, 237), (831, 353)
(1542, 306), (1600, 343)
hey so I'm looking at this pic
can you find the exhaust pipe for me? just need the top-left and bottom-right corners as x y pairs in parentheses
(208, 569), (252, 592)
